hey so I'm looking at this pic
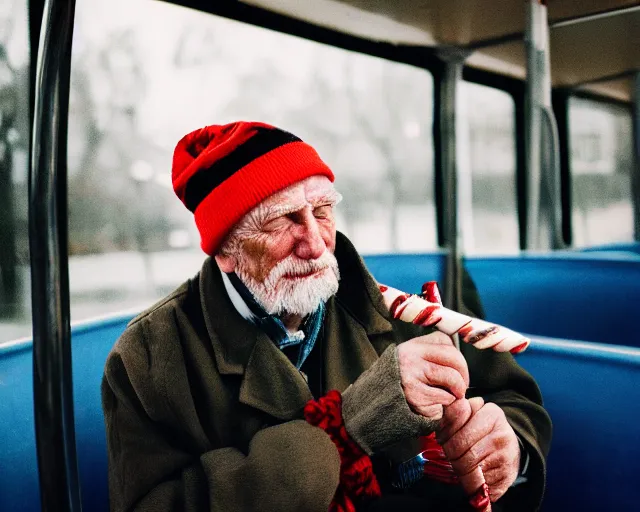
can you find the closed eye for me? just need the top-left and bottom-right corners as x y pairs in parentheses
(313, 205), (333, 218)
(262, 215), (291, 231)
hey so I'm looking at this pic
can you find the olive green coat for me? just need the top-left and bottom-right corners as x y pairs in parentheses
(102, 233), (551, 511)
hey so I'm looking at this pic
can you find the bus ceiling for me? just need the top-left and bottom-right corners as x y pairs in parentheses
(236, 0), (639, 102)
(24, 2), (638, 100)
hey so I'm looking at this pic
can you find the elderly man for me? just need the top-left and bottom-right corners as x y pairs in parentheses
(102, 122), (551, 512)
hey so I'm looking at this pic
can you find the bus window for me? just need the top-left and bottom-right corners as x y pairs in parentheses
(63, 0), (436, 324)
(569, 97), (634, 247)
(459, 81), (519, 254)
(0, 0), (30, 344)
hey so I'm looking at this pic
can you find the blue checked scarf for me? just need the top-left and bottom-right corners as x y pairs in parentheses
(227, 272), (325, 369)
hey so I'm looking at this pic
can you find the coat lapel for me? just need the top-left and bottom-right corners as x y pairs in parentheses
(239, 336), (313, 420)
(323, 296), (381, 392)
(200, 257), (311, 421)
(324, 232), (396, 391)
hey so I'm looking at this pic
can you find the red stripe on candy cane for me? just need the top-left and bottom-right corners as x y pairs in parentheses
(377, 282), (530, 355)
(422, 281), (442, 305)
(413, 305), (442, 327)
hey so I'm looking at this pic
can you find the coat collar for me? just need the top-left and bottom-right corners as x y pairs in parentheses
(200, 255), (313, 420)
(333, 231), (394, 336)
(198, 231), (393, 420)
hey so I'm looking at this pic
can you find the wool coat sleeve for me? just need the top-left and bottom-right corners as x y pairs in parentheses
(102, 322), (341, 512)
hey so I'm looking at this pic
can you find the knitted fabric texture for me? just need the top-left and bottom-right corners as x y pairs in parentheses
(304, 390), (381, 512)
(172, 121), (334, 255)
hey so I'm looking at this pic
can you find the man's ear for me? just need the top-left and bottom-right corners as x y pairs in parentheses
(214, 253), (237, 273)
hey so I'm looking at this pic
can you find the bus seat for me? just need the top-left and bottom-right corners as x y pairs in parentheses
(364, 253), (639, 507)
(364, 252), (640, 347)
(0, 314), (133, 512)
(465, 254), (640, 347)
(363, 252), (446, 295)
(577, 242), (640, 256)
(517, 336), (640, 511)
(1, 307), (638, 511)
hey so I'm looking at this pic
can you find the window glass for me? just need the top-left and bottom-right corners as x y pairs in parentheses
(459, 81), (519, 254)
(0, 0), (30, 344)
(64, 0), (436, 324)
(569, 97), (634, 247)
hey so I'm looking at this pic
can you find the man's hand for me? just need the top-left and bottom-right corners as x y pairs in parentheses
(397, 332), (470, 421)
(438, 399), (521, 502)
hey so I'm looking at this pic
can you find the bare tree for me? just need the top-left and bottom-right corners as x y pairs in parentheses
(0, 5), (20, 317)
(68, 29), (173, 257)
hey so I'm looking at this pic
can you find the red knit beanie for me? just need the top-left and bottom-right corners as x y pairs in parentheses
(172, 121), (335, 255)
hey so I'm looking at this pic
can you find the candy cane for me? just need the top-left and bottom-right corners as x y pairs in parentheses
(378, 282), (529, 354)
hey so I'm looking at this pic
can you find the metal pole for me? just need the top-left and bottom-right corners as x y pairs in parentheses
(633, 72), (640, 241)
(550, 4), (640, 29)
(29, 0), (81, 510)
(437, 49), (469, 348)
(440, 59), (461, 310)
(524, 0), (564, 250)
(525, 1), (543, 249)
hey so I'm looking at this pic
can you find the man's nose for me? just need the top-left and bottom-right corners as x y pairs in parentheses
(294, 211), (326, 260)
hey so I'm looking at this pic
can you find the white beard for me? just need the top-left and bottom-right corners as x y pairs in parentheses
(236, 250), (341, 317)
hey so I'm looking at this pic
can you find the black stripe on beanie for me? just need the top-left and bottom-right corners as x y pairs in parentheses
(184, 126), (301, 212)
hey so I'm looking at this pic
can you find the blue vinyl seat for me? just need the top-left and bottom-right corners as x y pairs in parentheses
(464, 253), (640, 347)
(2, 250), (639, 510)
(0, 315), (132, 512)
(365, 252), (640, 348)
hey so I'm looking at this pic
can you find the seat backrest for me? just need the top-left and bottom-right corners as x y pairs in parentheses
(516, 337), (640, 511)
(465, 254), (640, 347)
(0, 314), (134, 512)
(363, 252), (446, 294)
(577, 242), (640, 256)
(364, 251), (640, 347)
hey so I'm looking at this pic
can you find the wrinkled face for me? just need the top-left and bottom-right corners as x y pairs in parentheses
(216, 175), (342, 316)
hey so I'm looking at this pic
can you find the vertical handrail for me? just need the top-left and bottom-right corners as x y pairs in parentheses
(524, 1), (543, 249)
(540, 105), (564, 248)
(28, 0), (81, 510)
(437, 49), (468, 350)
(524, 0), (564, 250)
(440, 62), (460, 314)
